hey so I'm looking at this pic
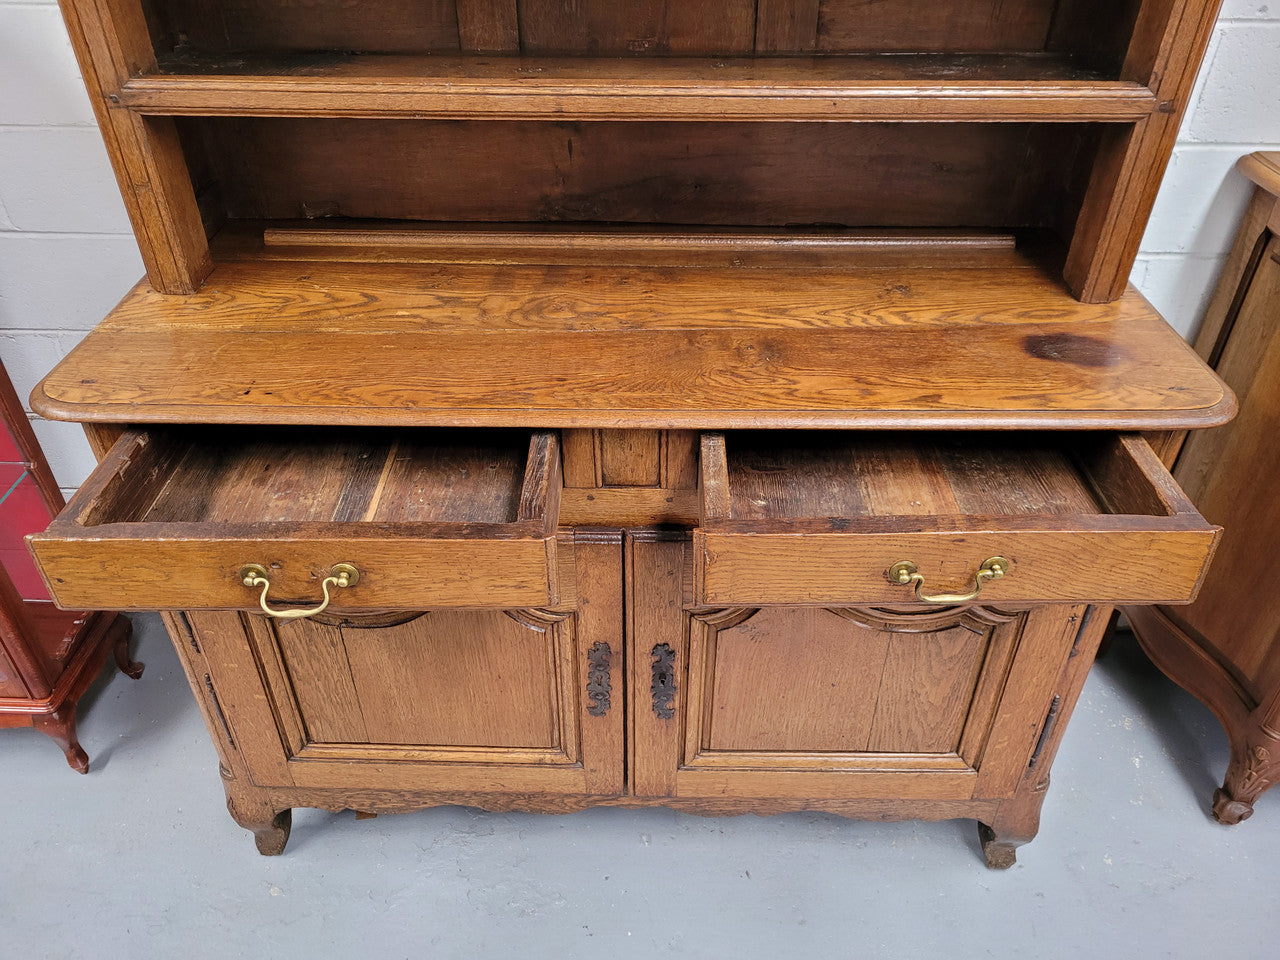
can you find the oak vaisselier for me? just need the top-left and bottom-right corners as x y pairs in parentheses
(31, 0), (1232, 865)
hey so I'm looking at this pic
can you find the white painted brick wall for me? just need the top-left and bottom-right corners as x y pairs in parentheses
(0, 3), (1278, 490)
(1135, 13), (1280, 336)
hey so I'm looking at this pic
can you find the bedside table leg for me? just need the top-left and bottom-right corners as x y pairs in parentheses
(1212, 722), (1280, 825)
(109, 615), (144, 680)
(33, 706), (89, 774)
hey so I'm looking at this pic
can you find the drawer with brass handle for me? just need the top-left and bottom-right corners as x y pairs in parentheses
(28, 427), (562, 612)
(695, 431), (1219, 606)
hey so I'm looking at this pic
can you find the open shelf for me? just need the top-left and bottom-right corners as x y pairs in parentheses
(30, 228), (1232, 431)
(120, 54), (1158, 122)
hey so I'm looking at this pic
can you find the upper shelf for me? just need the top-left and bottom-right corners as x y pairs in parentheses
(117, 54), (1159, 122)
(32, 227), (1232, 431)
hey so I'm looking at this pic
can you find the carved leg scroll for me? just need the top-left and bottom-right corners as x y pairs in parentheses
(1128, 606), (1280, 824)
(1212, 727), (1280, 825)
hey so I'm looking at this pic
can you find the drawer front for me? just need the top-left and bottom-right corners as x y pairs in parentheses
(32, 535), (559, 611)
(29, 428), (562, 612)
(695, 527), (1217, 606)
(696, 432), (1220, 607)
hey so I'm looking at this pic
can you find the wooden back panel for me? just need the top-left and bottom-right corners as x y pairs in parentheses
(180, 118), (1097, 229)
(142, 0), (1142, 67)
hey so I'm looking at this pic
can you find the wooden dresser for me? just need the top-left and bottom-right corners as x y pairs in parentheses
(1128, 152), (1280, 825)
(29, 0), (1232, 866)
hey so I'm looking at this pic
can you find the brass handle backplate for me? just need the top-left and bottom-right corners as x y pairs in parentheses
(888, 557), (1011, 605)
(238, 563), (360, 620)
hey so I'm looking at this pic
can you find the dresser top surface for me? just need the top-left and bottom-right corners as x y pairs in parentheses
(33, 241), (1233, 431)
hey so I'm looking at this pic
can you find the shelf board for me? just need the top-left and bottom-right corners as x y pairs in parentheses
(33, 232), (1231, 431)
(118, 54), (1159, 122)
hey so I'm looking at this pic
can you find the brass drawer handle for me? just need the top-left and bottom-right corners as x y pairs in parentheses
(888, 557), (1010, 604)
(238, 563), (360, 620)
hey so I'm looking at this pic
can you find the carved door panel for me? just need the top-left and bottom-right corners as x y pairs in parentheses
(184, 537), (625, 798)
(629, 534), (1086, 803)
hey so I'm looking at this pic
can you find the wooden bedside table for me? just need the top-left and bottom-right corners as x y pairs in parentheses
(1128, 152), (1280, 825)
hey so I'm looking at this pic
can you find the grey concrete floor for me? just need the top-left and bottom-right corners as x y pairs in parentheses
(2, 614), (1278, 960)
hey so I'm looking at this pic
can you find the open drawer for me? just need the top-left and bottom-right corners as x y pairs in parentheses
(695, 432), (1219, 606)
(28, 427), (561, 612)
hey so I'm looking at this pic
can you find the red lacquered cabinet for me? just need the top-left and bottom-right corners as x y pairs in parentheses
(0, 360), (138, 772)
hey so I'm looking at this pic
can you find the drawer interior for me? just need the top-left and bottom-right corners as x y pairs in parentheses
(74, 426), (542, 528)
(696, 430), (1218, 606)
(30, 427), (561, 611)
(703, 431), (1188, 524)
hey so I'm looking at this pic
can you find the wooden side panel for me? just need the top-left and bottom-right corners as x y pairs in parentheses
(1171, 243), (1280, 694)
(973, 605), (1089, 796)
(57, 0), (211, 292)
(184, 611), (295, 785)
(1064, 0), (1224, 301)
(1190, 184), (1279, 375)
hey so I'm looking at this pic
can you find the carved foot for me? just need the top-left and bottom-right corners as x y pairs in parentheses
(250, 809), (293, 856)
(227, 792), (293, 855)
(33, 707), (89, 774)
(110, 618), (144, 679)
(1212, 787), (1255, 825)
(1215, 738), (1277, 824)
(977, 822), (1021, 869)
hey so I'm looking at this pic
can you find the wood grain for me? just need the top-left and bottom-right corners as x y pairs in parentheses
(517, 0), (756, 54)
(120, 54), (1158, 122)
(697, 608), (892, 752)
(31, 257), (1232, 431)
(279, 611), (564, 748)
(695, 432), (1219, 606)
(29, 430), (562, 610)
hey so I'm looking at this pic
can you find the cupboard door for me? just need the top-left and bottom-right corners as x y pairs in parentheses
(185, 535), (625, 798)
(631, 534), (1088, 803)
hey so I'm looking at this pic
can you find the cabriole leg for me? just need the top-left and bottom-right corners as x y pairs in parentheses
(33, 706), (89, 774)
(1212, 728), (1280, 825)
(109, 615), (144, 679)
